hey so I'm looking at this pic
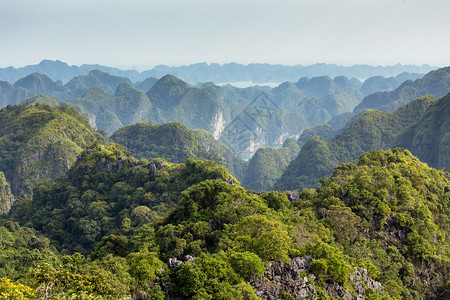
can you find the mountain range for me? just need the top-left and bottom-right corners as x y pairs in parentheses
(0, 66), (448, 192)
(0, 59), (434, 84)
(0, 62), (449, 299)
(2, 69), (430, 158)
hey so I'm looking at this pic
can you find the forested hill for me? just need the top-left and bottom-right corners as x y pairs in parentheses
(275, 94), (438, 191)
(2, 148), (449, 299)
(0, 103), (102, 199)
(354, 66), (450, 113)
(242, 138), (299, 191)
(393, 92), (450, 170)
(8, 142), (237, 253)
(111, 121), (248, 181)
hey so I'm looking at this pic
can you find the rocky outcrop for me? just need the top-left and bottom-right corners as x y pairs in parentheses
(349, 268), (383, 296)
(251, 257), (317, 300)
(158, 255), (384, 300)
(168, 255), (195, 269)
(0, 171), (14, 214)
(212, 111), (226, 140)
(251, 256), (383, 300)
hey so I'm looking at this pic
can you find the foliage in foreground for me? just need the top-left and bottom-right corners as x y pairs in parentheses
(1, 148), (449, 299)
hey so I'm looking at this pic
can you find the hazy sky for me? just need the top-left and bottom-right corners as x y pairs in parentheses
(1, 0), (449, 69)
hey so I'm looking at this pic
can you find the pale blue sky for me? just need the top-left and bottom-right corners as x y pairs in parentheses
(1, 0), (449, 69)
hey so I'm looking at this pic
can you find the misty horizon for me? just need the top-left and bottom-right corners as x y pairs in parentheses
(1, 0), (449, 69)
(0, 59), (439, 85)
(0, 59), (441, 73)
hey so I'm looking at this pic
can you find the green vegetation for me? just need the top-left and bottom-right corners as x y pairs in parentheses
(8, 142), (236, 253)
(354, 66), (450, 113)
(2, 147), (448, 299)
(276, 95), (437, 191)
(112, 121), (206, 163)
(299, 148), (450, 296)
(243, 138), (299, 191)
(394, 92), (450, 171)
(0, 67), (449, 299)
(0, 103), (101, 198)
(0, 220), (154, 299)
(111, 121), (247, 181)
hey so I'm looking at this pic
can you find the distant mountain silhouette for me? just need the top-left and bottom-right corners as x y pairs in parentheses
(0, 59), (436, 84)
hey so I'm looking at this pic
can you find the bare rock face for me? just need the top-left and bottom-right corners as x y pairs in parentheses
(168, 258), (183, 269)
(349, 268), (383, 294)
(251, 257), (383, 300)
(163, 255), (384, 299)
(168, 255), (196, 270)
(157, 160), (165, 170)
(149, 163), (157, 174)
(0, 171), (14, 214)
(251, 256), (317, 300)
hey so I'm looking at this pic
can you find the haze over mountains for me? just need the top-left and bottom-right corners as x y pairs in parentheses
(0, 63), (439, 159)
(0, 59), (434, 84)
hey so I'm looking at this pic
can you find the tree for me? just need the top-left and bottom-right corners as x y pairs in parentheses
(0, 277), (36, 299)
(227, 251), (265, 280)
(126, 249), (165, 289)
(232, 215), (292, 262)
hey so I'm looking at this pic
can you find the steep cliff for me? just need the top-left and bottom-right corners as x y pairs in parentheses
(0, 171), (14, 214)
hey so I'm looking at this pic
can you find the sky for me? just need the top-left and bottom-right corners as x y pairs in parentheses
(0, 0), (449, 70)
